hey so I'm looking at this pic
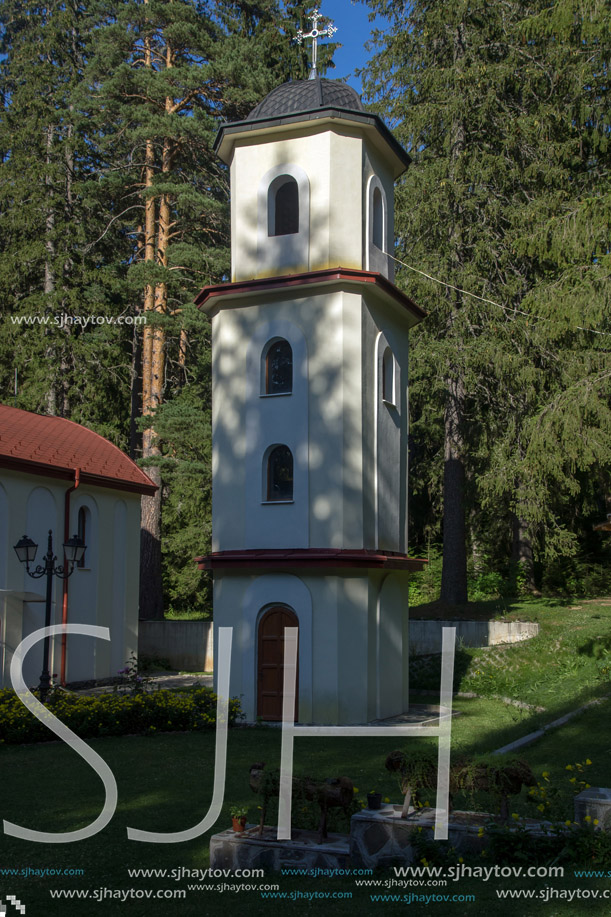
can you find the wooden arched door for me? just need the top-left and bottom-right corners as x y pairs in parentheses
(257, 605), (299, 722)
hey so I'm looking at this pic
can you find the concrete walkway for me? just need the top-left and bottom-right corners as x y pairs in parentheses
(71, 672), (213, 696)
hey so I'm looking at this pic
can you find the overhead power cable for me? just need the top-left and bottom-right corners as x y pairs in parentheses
(387, 251), (611, 338)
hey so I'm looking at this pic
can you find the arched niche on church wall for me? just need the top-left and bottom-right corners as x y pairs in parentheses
(0, 482), (7, 591)
(65, 493), (99, 682)
(257, 163), (310, 274)
(374, 331), (404, 552)
(23, 486), (60, 685)
(365, 173), (391, 278)
(71, 494), (98, 574)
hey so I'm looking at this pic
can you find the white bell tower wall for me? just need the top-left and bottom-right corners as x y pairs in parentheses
(231, 127), (364, 280)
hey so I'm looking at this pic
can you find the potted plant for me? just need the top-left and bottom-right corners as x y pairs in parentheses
(367, 791), (382, 810)
(230, 805), (248, 833)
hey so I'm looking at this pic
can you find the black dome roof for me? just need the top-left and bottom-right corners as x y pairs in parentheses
(247, 78), (363, 121)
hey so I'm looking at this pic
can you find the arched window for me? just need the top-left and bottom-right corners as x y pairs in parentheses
(76, 506), (88, 568)
(264, 339), (292, 395)
(382, 347), (395, 405)
(269, 176), (299, 236)
(266, 445), (294, 501)
(372, 186), (384, 249)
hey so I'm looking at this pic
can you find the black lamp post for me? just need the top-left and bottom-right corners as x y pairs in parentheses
(14, 529), (86, 702)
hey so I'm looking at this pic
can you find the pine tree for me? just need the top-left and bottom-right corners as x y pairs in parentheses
(0, 0), (134, 441)
(87, 0), (324, 618)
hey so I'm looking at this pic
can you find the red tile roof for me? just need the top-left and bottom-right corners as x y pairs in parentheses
(0, 405), (156, 495)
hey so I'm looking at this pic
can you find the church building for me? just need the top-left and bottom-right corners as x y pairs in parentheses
(0, 405), (156, 689)
(196, 29), (425, 724)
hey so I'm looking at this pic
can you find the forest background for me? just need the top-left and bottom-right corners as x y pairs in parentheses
(1, 0), (609, 621)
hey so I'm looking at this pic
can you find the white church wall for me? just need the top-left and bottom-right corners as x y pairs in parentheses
(212, 569), (410, 726)
(230, 127), (365, 282)
(362, 142), (396, 281)
(362, 295), (411, 553)
(211, 309), (248, 551)
(81, 488), (141, 682)
(0, 481), (14, 690)
(0, 482), (6, 592)
(214, 571), (382, 725)
(256, 162), (311, 276)
(111, 499), (128, 676)
(327, 128), (364, 269)
(23, 485), (60, 686)
(120, 495), (141, 670)
(377, 572), (409, 719)
(1, 472), (44, 689)
(213, 572), (314, 723)
(66, 493), (99, 682)
(212, 288), (370, 551)
(306, 289), (365, 549)
(375, 330), (403, 551)
(244, 317), (309, 549)
(0, 468), (142, 688)
(335, 574), (371, 723)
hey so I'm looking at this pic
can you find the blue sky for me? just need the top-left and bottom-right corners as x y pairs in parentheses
(301, 0), (387, 95)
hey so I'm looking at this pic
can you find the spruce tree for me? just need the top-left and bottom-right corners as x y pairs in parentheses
(363, 0), (611, 599)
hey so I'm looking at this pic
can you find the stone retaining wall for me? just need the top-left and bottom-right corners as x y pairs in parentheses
(138, 620), (213, 671)
(409, 620), (539, 656)
(138, 619), (538, 671)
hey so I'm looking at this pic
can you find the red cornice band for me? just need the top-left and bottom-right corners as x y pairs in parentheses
(196, 548), (426, 572)
(194, 267), (426, 323)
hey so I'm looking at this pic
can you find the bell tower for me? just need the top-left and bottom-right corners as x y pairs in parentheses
(196, 20), (425, 725)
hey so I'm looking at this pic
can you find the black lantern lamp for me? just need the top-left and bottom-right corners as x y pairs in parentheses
(13, 529), (86, 701)
(13, 535), (38, 568)
(63, 533), (86, 566)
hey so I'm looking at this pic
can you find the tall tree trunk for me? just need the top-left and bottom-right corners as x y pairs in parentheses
(140, 129), (172, 619)
(44, 123), (57, 415)
(59, 113), (75, 418)
(440, 374), (468, 603)
(178, 328), (188, 382)
(440, 21), (469, 605)
(511, 511), (536, 593)
(130, 310), (142, 460)
(138, 22), (164, 621)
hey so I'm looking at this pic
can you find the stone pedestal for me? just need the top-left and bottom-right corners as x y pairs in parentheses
(210, 826), (350, 872)
(575, 788), (611, 829)
(350, 807), (491, 868)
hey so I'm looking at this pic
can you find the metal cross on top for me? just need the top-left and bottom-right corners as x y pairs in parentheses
(296, 8), (338, 80)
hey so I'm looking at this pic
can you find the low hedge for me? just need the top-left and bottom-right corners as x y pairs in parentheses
(0, 686), (242, 745)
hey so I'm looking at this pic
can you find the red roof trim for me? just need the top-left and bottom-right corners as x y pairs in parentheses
(0, 455), (157, 495)
(194, 268), (426, 321)
(195, 548), (426, 572)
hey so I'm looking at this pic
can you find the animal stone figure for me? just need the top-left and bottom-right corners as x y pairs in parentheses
(385, 750), (437, 818)
(385, 751), (536, 822)
(249, 763), (354, 842)
(453, 758), (537, 821)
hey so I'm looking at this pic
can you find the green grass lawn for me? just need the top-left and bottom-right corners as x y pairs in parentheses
(1, 725), (610, 916)
(1, 597), (611, 915)
(411, 597), (611, 718)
